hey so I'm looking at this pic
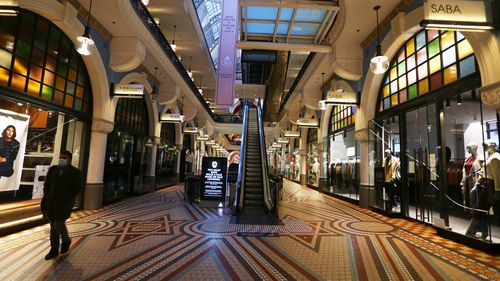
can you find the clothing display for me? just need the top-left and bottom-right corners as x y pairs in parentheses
(329, 159), (360, 191)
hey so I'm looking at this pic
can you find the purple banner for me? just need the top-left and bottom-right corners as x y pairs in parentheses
(215, 0), (238, 107)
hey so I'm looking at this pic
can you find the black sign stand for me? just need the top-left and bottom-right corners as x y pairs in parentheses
(200, 157), (227, 208)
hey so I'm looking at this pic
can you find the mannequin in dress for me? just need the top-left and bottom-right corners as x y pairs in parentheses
(466, 139), (499, 239)
(460, 143), (482, 209)
(383, 149), (401, 212)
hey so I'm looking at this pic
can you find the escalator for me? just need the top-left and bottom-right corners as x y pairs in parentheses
(232, 100), (280, 225)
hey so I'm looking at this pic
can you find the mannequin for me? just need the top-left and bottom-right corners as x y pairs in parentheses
(460, 143), (482, 209)
(312, 157), (320, 186)
(466, 139), (499, 239)
(383, 149), (401, 211)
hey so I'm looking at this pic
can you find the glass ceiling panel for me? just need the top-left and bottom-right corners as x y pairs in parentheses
(291, 24), (318, 36)
(294, 9), (326, 23)
(277, 23), (289, 35)
(247, 23), (276, 35)
(193, 0), (222, 69)
(279, 8), (294, 21)
(246, 6), (278, 20)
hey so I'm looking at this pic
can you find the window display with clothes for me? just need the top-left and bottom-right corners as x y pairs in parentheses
(383, 149), (401, 212)
(466, 139), (500, 240)
(460, 143), (482, 208)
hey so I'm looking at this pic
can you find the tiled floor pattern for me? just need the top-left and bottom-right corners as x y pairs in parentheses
(0, 182), (498, 280)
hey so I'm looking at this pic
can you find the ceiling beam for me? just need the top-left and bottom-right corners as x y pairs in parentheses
(237, 41), (331, 53)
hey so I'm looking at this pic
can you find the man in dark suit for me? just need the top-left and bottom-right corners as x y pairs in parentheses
(41, 150), (83, 260)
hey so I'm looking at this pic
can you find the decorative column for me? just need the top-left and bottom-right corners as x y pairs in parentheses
(480, 81), (500, 115)
(175, 144), (183, 182)
(150, 136), (160, 177)
(317, 144), (326, 192)
(355, 128), (370, 208)
(84, 118), (114, 210)
(299, 128), (307, 185)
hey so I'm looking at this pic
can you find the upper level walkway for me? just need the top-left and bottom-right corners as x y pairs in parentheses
(0, 180), (498, 280)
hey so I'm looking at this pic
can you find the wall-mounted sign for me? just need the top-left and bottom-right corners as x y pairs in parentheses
(421, 0), (493, 31)
(111, 83), (144, 98)
(196, 135), (209, 141)
(160, 113), (185, 123)
(284, 130), (300, 137)
(201, 157), (227, 202)
(325, 89), (358, 105)
(297, 118), (319, 128)
(183, 127), (199, 134)
(276, 138), (289, 144)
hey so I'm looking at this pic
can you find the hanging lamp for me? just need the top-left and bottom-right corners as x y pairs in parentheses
(76, 0), (95, 56)
(369, 5), (389, 75)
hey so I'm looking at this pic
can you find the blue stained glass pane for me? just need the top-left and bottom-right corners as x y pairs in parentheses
(384, 97), (391, 109)
(247, 6), (277, 20)
(290, 24), (318, 36)
(294, 9), (325, 23)
(456, 31), (465, 41)
(390, 80), (398, 93)
(247, 23), (275, 34)
(279, 8), (293, 21)
(442, 47), (456, 68)
(459, 55), (476, 78)
(383, 75), (389, 85)
(416, 31), (426, 50)
(277, 23), (289, 35)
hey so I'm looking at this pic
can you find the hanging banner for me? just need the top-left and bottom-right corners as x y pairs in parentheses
(0, 109), (29, 192)
(215, 0), (238, 107)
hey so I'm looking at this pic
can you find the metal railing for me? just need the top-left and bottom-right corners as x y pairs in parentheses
(257, 102), (275, 213)
(233, 99), (250, 214)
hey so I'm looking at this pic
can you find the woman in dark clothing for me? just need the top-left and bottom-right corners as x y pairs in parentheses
(0, 125), (20, 178)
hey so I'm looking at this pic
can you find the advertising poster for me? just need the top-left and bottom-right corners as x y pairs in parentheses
(201, 157), (227, 202)
(0, 109), (29, 192)
(32, 165), (50, 199)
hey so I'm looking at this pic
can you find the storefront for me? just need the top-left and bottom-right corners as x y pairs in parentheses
(103, 98), (153, 204)
(0, 10), (91, 210)
(156, 122), (178, 187)
(306, 128), (319, 187)
(368, 29), (499, 244)
(325, 105), (359, 201)
(285, 139), (301, 182)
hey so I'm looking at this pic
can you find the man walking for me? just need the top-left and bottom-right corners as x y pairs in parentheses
(41, 150), (83, 260)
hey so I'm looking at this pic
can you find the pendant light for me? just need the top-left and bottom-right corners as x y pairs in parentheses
(76, 0), (95, 56)
(198, 76), (203, 96)
(170, 25), (177, 52)
(188, 56), (193, 79)
(141, 0), (149, 6)
(152, 67), (158, 101)
(369, 5), (389, 75)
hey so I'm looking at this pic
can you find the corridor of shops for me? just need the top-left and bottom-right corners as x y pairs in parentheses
(0, 0), (499, 279)
(0, 180), (497, 280)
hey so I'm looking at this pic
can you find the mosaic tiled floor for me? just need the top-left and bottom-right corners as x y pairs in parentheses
(0, 180), (498, 280)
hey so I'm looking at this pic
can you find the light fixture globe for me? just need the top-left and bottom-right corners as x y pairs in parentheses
(370, 46), (389, 75)
(141, 0), (149, 6)
(76, 26), (94, 56)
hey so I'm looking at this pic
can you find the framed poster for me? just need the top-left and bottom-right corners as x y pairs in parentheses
(201, 157), (227, 202)
(0, 109), (29, 192)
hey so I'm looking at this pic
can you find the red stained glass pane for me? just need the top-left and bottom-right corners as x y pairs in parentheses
(430, 72), (442, 90)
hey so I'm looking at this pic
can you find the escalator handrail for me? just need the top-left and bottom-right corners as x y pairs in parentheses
(233, 99), (250, 214)
(256, 103), (274, 212)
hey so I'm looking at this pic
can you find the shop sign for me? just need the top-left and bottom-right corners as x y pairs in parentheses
(297, 118), (319, 128)
(277, 138), (289, 144)
(284, 130), (300, 137)
(160, 113), (185, 123)
(421, 0), (493, 31)
(201, 157), (227, 201)
(196, 135), (209, 141)
(325, 89), (358, 105)
(183, 127), (199, 134)
(111, 83), (144, 98)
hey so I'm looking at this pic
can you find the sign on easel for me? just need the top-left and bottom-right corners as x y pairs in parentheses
(200, 157), (227, 207)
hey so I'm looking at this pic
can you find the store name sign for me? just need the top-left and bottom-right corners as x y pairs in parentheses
(325, 90), (358, 105)
(183, 127), (199, 134)
(160, 113), (185, 123)
(424, 0), (487, 22)
(111, 83), (144, 98)
(297, 118), (319, 128)
(284, 130), (300, 137)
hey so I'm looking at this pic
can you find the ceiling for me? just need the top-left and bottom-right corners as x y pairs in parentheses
(74, 0), (403, 121)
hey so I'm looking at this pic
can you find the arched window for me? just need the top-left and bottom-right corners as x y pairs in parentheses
(378, 30), (476, 112)
(330, 105), (355, 133)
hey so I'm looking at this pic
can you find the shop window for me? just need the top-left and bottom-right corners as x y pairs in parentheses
(378, 30), (476, 112)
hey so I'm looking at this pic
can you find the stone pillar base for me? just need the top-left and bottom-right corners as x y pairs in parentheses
(318, 177), (328, 192)
(84, 183), (103, 210)
(359, 184), (372, 208)
(300, 174), (307, 185)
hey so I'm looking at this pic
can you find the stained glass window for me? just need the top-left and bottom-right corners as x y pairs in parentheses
(378, 30), (476, 112)
(0, 9), (92, 113)
(330, 105), (355, 133)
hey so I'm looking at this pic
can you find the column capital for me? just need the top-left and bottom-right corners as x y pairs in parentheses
(92, 118), (114, 134)
(480, 82), (500, 113)
(355, 128), (369, 143)
(152, 136), (161, 145)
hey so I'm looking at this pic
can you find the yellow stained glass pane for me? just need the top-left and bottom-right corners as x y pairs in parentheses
(390, 67), (397, 81)
(55, 76), (65, 91)
(441, 31), (455, 50)
(27, 79), (40, 95)
(418, 79), (429, 95)
(383, 85), (390, 97)
(429, 56), (441, 74)
(64, 95), (74, 108)
(406, 38), (415, 56)
(0, 67), (9, 86)
(458, 40), (473, 59)
(391, 94), (398, 106)
(398, 75), (407, 90)
(443, 65), (458, 84)
(13, 57), (28, 76)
